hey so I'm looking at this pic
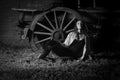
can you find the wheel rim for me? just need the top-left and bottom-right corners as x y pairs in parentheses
(30, 7), (82, 51)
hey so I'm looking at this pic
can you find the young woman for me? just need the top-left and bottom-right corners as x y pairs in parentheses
(39, 20), (90, 60)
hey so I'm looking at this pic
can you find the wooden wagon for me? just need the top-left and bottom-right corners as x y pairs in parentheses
(12, 0), (104, 52)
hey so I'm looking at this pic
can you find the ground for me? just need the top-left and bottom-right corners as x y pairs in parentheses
(0, 42), (120, 80)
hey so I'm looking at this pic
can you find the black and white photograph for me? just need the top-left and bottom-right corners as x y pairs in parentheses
(0, 0), (120, 80)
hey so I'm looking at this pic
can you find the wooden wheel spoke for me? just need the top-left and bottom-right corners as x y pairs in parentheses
(66, 29), (74, 33)
(63, 17), (76, 31)
(60, 12), (66, 29)
(34, 31), (52, 35)
(35, 37), (52, 44)
(54, 10), (58, 29)
(37, 22), (53, 32)
(44, 14), (55, 30)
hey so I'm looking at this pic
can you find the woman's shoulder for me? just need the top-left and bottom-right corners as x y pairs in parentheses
(68, 32), (77, 36)
(68, 31), (86, 38)
(69, 31), (76, 34)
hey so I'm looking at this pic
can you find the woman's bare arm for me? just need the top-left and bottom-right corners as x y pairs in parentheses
(79, 35), (87, 60)
(80, 34), (91, 60)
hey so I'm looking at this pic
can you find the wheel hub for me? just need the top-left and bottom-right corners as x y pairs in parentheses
(52, 30), (65, 42)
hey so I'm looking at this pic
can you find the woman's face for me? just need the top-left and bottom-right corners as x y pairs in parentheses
(76, 21), (82, 33)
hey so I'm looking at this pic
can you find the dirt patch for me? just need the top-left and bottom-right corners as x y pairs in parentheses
(0, 44), (120, 80)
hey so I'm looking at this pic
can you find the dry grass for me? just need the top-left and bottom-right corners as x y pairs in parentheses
(0, 42), (120, 80)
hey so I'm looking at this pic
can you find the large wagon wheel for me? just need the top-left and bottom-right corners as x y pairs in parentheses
(30, 7), (81, 51)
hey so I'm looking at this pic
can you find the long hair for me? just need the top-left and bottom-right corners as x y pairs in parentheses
(74, 20), (86, 35)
